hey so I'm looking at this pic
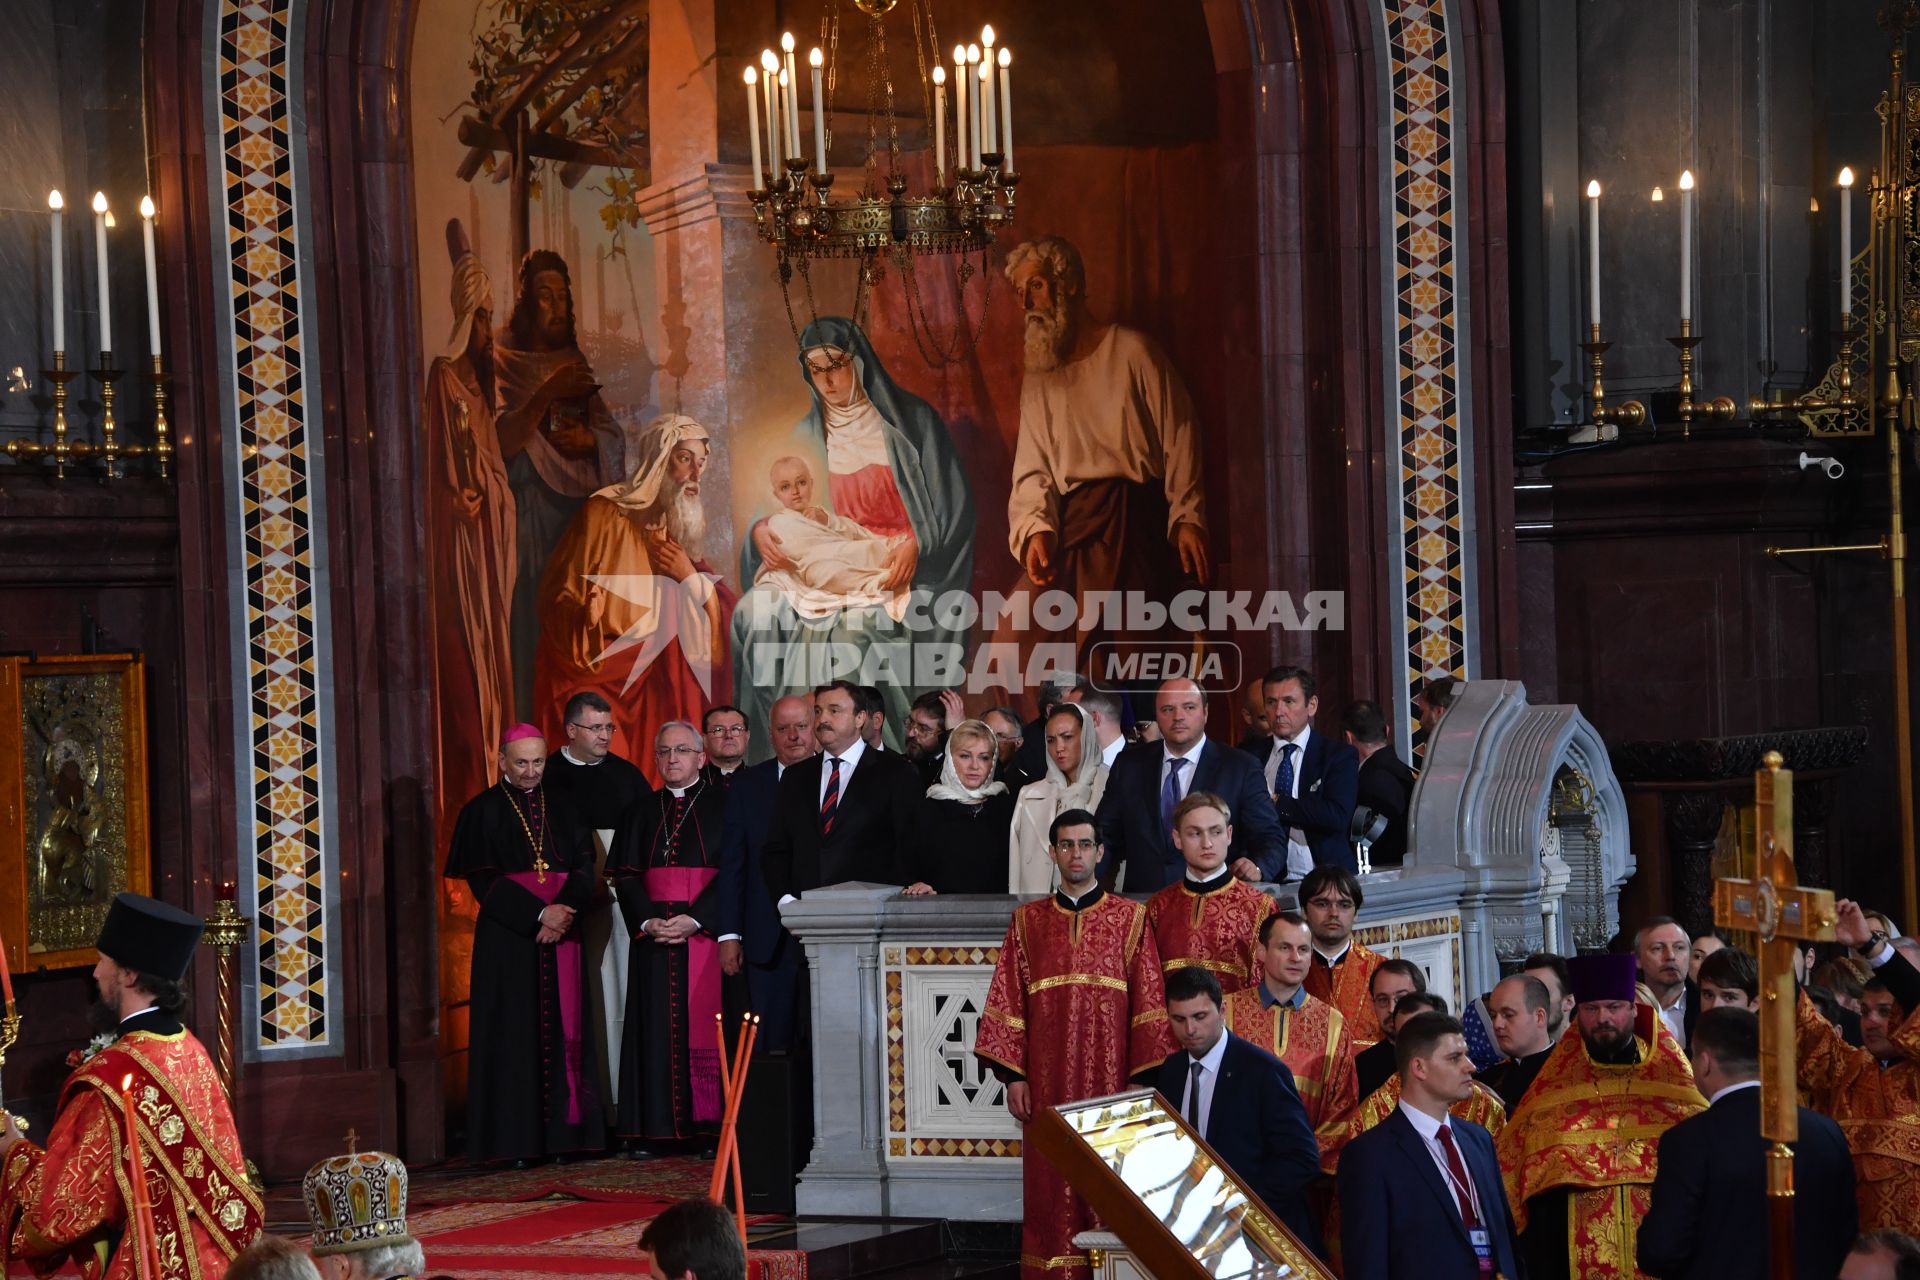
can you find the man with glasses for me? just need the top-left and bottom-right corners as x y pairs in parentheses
(608, 721), (732, 1154)
(700, 705), (749, 789)
(1353, 959), (1428, 1098)
(1299, 866), (1389, 1043)
(976, 809), (1174, 1280)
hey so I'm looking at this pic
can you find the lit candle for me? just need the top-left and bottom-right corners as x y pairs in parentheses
(998, 48), (1013, 166)
(932, 66), (948, 185)
(953, 46), (969, 174)
(139, 197), (161, 358)
(980, 26), (997, 153)
(119, 1074), (161, 1280)
(966, 45), (982, 170)
(778, 68), (794, 163)
(1677, 169), (1694, 323)
(48, 191), (65, 355)
(782, 33), (801, 159)
(745, 67), (764, 188)
(1840, 166), (1855, 322)
(761, 51), (783, 174)
(92, 192), (111, 356)
(810, 47), (827, 175)
(1585, 179), (1601, 329)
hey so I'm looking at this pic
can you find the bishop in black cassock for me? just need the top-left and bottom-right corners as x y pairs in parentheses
(609, 722), (731, 1146)
(444, 725), (601, 1164)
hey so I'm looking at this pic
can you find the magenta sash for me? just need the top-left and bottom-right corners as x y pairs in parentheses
(646, 864), (724, 1123)
(507, 871), (587, 1125)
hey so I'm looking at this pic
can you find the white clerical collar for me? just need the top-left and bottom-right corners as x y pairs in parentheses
(1709, 1079), (1761, 1105)
(1059, 883), (1100, 907)
(1188, 1031), (1229, 1074)
(1314, 939), (1352, 966)
(561, 746), (602, 767)
(1164, 734), (1208, 766)
(1101, 735), (1124, 767)
(120, 1004), (157, 1026)
(667, 784), (691, 798)
(1186, 865), (1232, 888)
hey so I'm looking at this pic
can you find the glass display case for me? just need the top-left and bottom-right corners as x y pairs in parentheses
(1027, 1088), (1334, 1280)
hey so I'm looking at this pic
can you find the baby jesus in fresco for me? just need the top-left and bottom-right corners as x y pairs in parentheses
(756, 455), (911, 620)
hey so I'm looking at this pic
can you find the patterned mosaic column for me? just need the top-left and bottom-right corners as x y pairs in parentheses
(205, 0), (341, 1058)
(1374, 0), (1481, 761)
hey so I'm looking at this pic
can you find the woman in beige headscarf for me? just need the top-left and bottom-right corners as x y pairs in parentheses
(1008, 702), (1109, 893)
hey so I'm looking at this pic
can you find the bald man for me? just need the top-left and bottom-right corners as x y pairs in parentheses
(1096, 678), (1283, 891)
(712, 694), (817, 1051)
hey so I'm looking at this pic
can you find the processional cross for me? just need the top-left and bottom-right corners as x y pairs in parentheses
(1711, 750), (1836, 1280)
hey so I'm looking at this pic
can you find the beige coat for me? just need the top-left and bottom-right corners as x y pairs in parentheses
(1007, 765), (1110, 894)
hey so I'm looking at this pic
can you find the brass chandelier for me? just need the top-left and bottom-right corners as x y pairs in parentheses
(742, 0), (1019, 364)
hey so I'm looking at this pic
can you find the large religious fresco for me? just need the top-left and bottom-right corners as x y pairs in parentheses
(410, 0), (1260, 1025)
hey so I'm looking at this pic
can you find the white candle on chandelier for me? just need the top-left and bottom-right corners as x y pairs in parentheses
(782, 33), (801, 158)
(998, 47), (1013, 166)
(761, 50), (783, 173)
(1585, 179), (1601, 329)
(48, 190), (65, 355)
(953, 46), (969, 174)
(745, 67), (764, 187)
(966, 44), (982, 170)
(980, 26), (996, 154)
(1840, 166), (1855, 322)
(779, 68), (796, 162)
(92, 191), (112, 355)
(139, 196), (160, 357)
(1678, 169), (1694, 323)
(810, 48), (827, 175)
(932, 65), (948, 185)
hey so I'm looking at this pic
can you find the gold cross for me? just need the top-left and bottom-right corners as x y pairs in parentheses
(1712, 751), (1836, 1141)
(344, 1127), (358, 1155)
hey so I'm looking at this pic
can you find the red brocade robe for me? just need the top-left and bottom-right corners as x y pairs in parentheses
(1795, 987), (1920, 1230)
(1221, 986), (1357, 1131)
(0, 1026), (261, 1280)
(975, 890), (1175, 1280)
(1495, 1006), (1705, 1280)
(1145, 875), (1277, 995)
(1303, 939), (1385, 1045)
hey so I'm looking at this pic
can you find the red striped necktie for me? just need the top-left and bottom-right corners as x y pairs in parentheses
(820, 755), (843, 833)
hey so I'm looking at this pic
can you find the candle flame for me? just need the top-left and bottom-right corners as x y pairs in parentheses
(781, 31), (795, 52)
(810, 46), (823, 68)
(953, 44), (966, 64)
(140, 195), (155, 219)
(48, 190), (63, 211)
(778, 68), (789, 87)
(91, 191), (108, 214)
(933, 64), (947, 84)
(1651, 187), (1664, 202)
(104, 213), (116, 229)
(744, 65), (757, 84)
(979, 60), (991, 82)
(761, 49), (779, 72)
(999, 47), (1011, 67)
(121, 1072), (134, 1092)
(966, 43), (980, 63)
(981, 23), (996, 45)
(1840, 166), (1855, 188)
(1679, 169), (1694, 191)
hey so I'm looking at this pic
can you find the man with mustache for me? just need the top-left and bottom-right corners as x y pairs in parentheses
(531, 415), (738, 787)
(998, 236), (1210, 670)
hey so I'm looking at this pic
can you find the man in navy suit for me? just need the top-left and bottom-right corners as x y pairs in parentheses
(1336, 1012), (1525, 1279)
(1156, 968), (1320, 1250)
(1260, 666), (1359, 878)
(1637, 1007), (1856, 1280)
(1098, 678), (1283, 890)
(713, 694), (816, 1053)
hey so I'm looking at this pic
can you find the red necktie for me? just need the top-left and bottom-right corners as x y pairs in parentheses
(1436, 1123), (1479, 1227)
(820, 756), (842, 834)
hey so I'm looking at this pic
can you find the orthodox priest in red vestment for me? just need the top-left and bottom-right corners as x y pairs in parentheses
(975, 808), (1174, 1280)
(0, 894), (262, 1280)
(1145, 792), (1278, 994)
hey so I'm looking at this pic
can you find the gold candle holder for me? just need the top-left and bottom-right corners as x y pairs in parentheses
(92, 356), (123, 480)
(5, 351), (80, 479)
(144, 356), (174, 482)
(1577, 323), (1647, 440)
(1668, 318), (1737, 437)
(0, 1000), (30, 1134)
(1750, 314), (1860, 419)
(201, 888), (248, 1101)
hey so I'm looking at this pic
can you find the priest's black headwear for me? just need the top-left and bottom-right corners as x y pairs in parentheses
(96, 893), (204, 980)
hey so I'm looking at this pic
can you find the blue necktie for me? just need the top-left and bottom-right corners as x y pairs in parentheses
(1275, 742), (1297, 801)
(1161, 757), (1188, 838)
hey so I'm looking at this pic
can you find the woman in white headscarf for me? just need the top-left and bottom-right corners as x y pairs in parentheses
(1007, 702), (1109, 894)
(899, 720), (1015, 896)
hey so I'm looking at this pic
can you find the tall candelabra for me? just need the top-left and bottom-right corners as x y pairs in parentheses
(5, 350), (174, 482)
(201, 887), (247, 1100)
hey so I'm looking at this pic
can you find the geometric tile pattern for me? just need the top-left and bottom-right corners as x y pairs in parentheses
(884, 946), (1019, 1161)
(1380, 0), (1473, 754)
(209, 0), (337, 1053)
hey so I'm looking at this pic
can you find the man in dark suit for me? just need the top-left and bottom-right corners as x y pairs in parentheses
(1097, 678), (1282, 890)
(1638, 1007), (1857, 1280)
(1157, 968), (1320, 1250)
(1342, 699), (1413, 867)
(1260, 666), (1359, 878)
(1636, 916), (1698, 1051)
(1475, 974), (1556, 1113)
(1337, 1012), (1524, 1280)
(760, 680), (921, 903)
(713, 694), (816, 1053)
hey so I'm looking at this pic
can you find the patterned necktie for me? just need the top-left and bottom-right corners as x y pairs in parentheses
(1275, 741), (1297, 800)
(1436, 1123), (1479, 1227)
(820, 756), (843, 834)
(1160, 757), (1188, 837)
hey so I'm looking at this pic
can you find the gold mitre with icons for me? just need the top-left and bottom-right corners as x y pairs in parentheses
(302, 1142), (414, 1256)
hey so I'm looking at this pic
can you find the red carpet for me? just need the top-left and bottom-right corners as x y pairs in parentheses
(409, 1197), (805, 1280)
(411, 1153), (720, 1206)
